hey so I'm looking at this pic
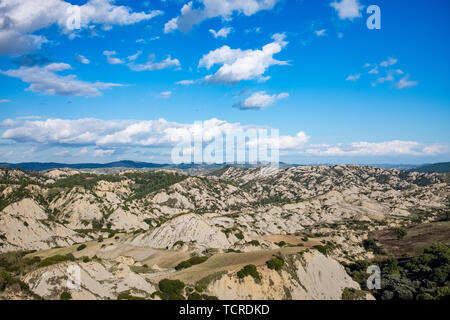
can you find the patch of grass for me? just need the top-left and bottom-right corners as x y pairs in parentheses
(60, 291), (72, 300)
(38, 253), (75, 268)
(196, 271), (227, 291)
(76, 244), (87, 251)
(158, 279), (186, 300)
(175, 256), (208, 271)
(117, 291), (145, 300)
(394, 227), (407, 240)
(266, 256), (284, 271)
(237, 264), (261, 283)
(341, 287), (367, 300)
(362, 239), (385, 255)
(275, 241), (286, 248)
(313, 245), (330, 256)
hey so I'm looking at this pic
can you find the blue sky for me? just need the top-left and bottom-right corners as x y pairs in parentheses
(0, 0), (449, 164)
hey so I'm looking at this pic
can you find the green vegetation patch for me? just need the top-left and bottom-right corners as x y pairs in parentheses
(175, 256), (208, 271)
(117, 291), (145, 300)
(124, 171), (187, 200)
(158, 279), (186, 300)
(266, 256), (284, 271)
(38, 253), (75, 268)
(76, 244), (87, 251)
(60, 291), (72, 300)
(341, 287), (367, 300)
(237, 264), (261, 283)
(346, 243), (450, 300)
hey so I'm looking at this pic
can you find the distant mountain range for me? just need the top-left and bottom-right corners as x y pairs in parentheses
(0, 160), (449, 173)
(410, 162), (450, 173)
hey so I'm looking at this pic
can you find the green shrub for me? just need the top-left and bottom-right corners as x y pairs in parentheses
(117, 291), (145, 300)
(313, 245), (329, 256)
(394, 227), (407, 240)
(175, 256), (208, 270)
(275, 241), (286, 248)
(38, 253), (75, 268)
(158, 279), (186, 300)
(60, 291), (72, 300)
(247, 240), (260, 246)
(362, 239), (385, 255)
(266, 256), (284, 271)
(341, 287), (366, 300)
(187, 292), (203, 300)
(76, 244), (87, 251)
(237, 264), (261, 282)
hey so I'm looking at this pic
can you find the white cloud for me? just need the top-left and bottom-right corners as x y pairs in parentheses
(305, 141), (447, 156)
(0, 63), (122, 97)
(351, 57), (418, 89)
(164, 0), (278, 33)
(1, 117), (306, 152)
(209, 27), (233, 38)
(1, 118), (447, 158)
(315, 29), (326, 37)
(380, 57), (398, 67)
(330, 0), (363, 20)
(127, 50), (143, 62)
(128, 55), (180, 71)
(234, 91), (289, 110)
(377, 73), (394, 84)
(0, 99), (11, 103)
(159, 91), (172, 98)
(103, 50), (124, 64)
(102, 50), (180, 71)
(0, 0), (163, 55)
(368, 67), (379, 74)
(396, 76), (418, 89)
(176, 80), (196, 86)
(346, 74), (360, 81)
(94, 149), (115, 157)
(199, 33), (289, 84)
(75, 54), (90, 64)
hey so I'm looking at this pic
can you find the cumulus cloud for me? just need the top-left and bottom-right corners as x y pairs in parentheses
(164, 0), (279, 33)
(102, 51), (180, 71)
(1, 117), (447, 158)
(75, 54), (90, 64)
(93, 149), (115, 157)
(103, 50), (124, 64)
(380, 57), (398, 67)
(346, 74), (360, 81)
(234, 91), (289, 110)
(199, 33), (289, 84)
(305, 141), (448, 156)
(0, 0), (163, 55)
(0, 63), (122, 97)
(330, 0), (363, 20)
(128, 55), (180, 71)
(396, 76), (419, 89)
(0, 117), (307, 152)
(315, 29), (326, 37)
(350, 57), (418, 89)
(209, 27), (233, 38)
(127, 50), (142, 62)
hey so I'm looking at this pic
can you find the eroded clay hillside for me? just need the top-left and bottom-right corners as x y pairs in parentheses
(0, 165), (448, 300)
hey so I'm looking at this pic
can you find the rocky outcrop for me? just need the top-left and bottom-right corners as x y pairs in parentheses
(205, 250), (372, 300)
